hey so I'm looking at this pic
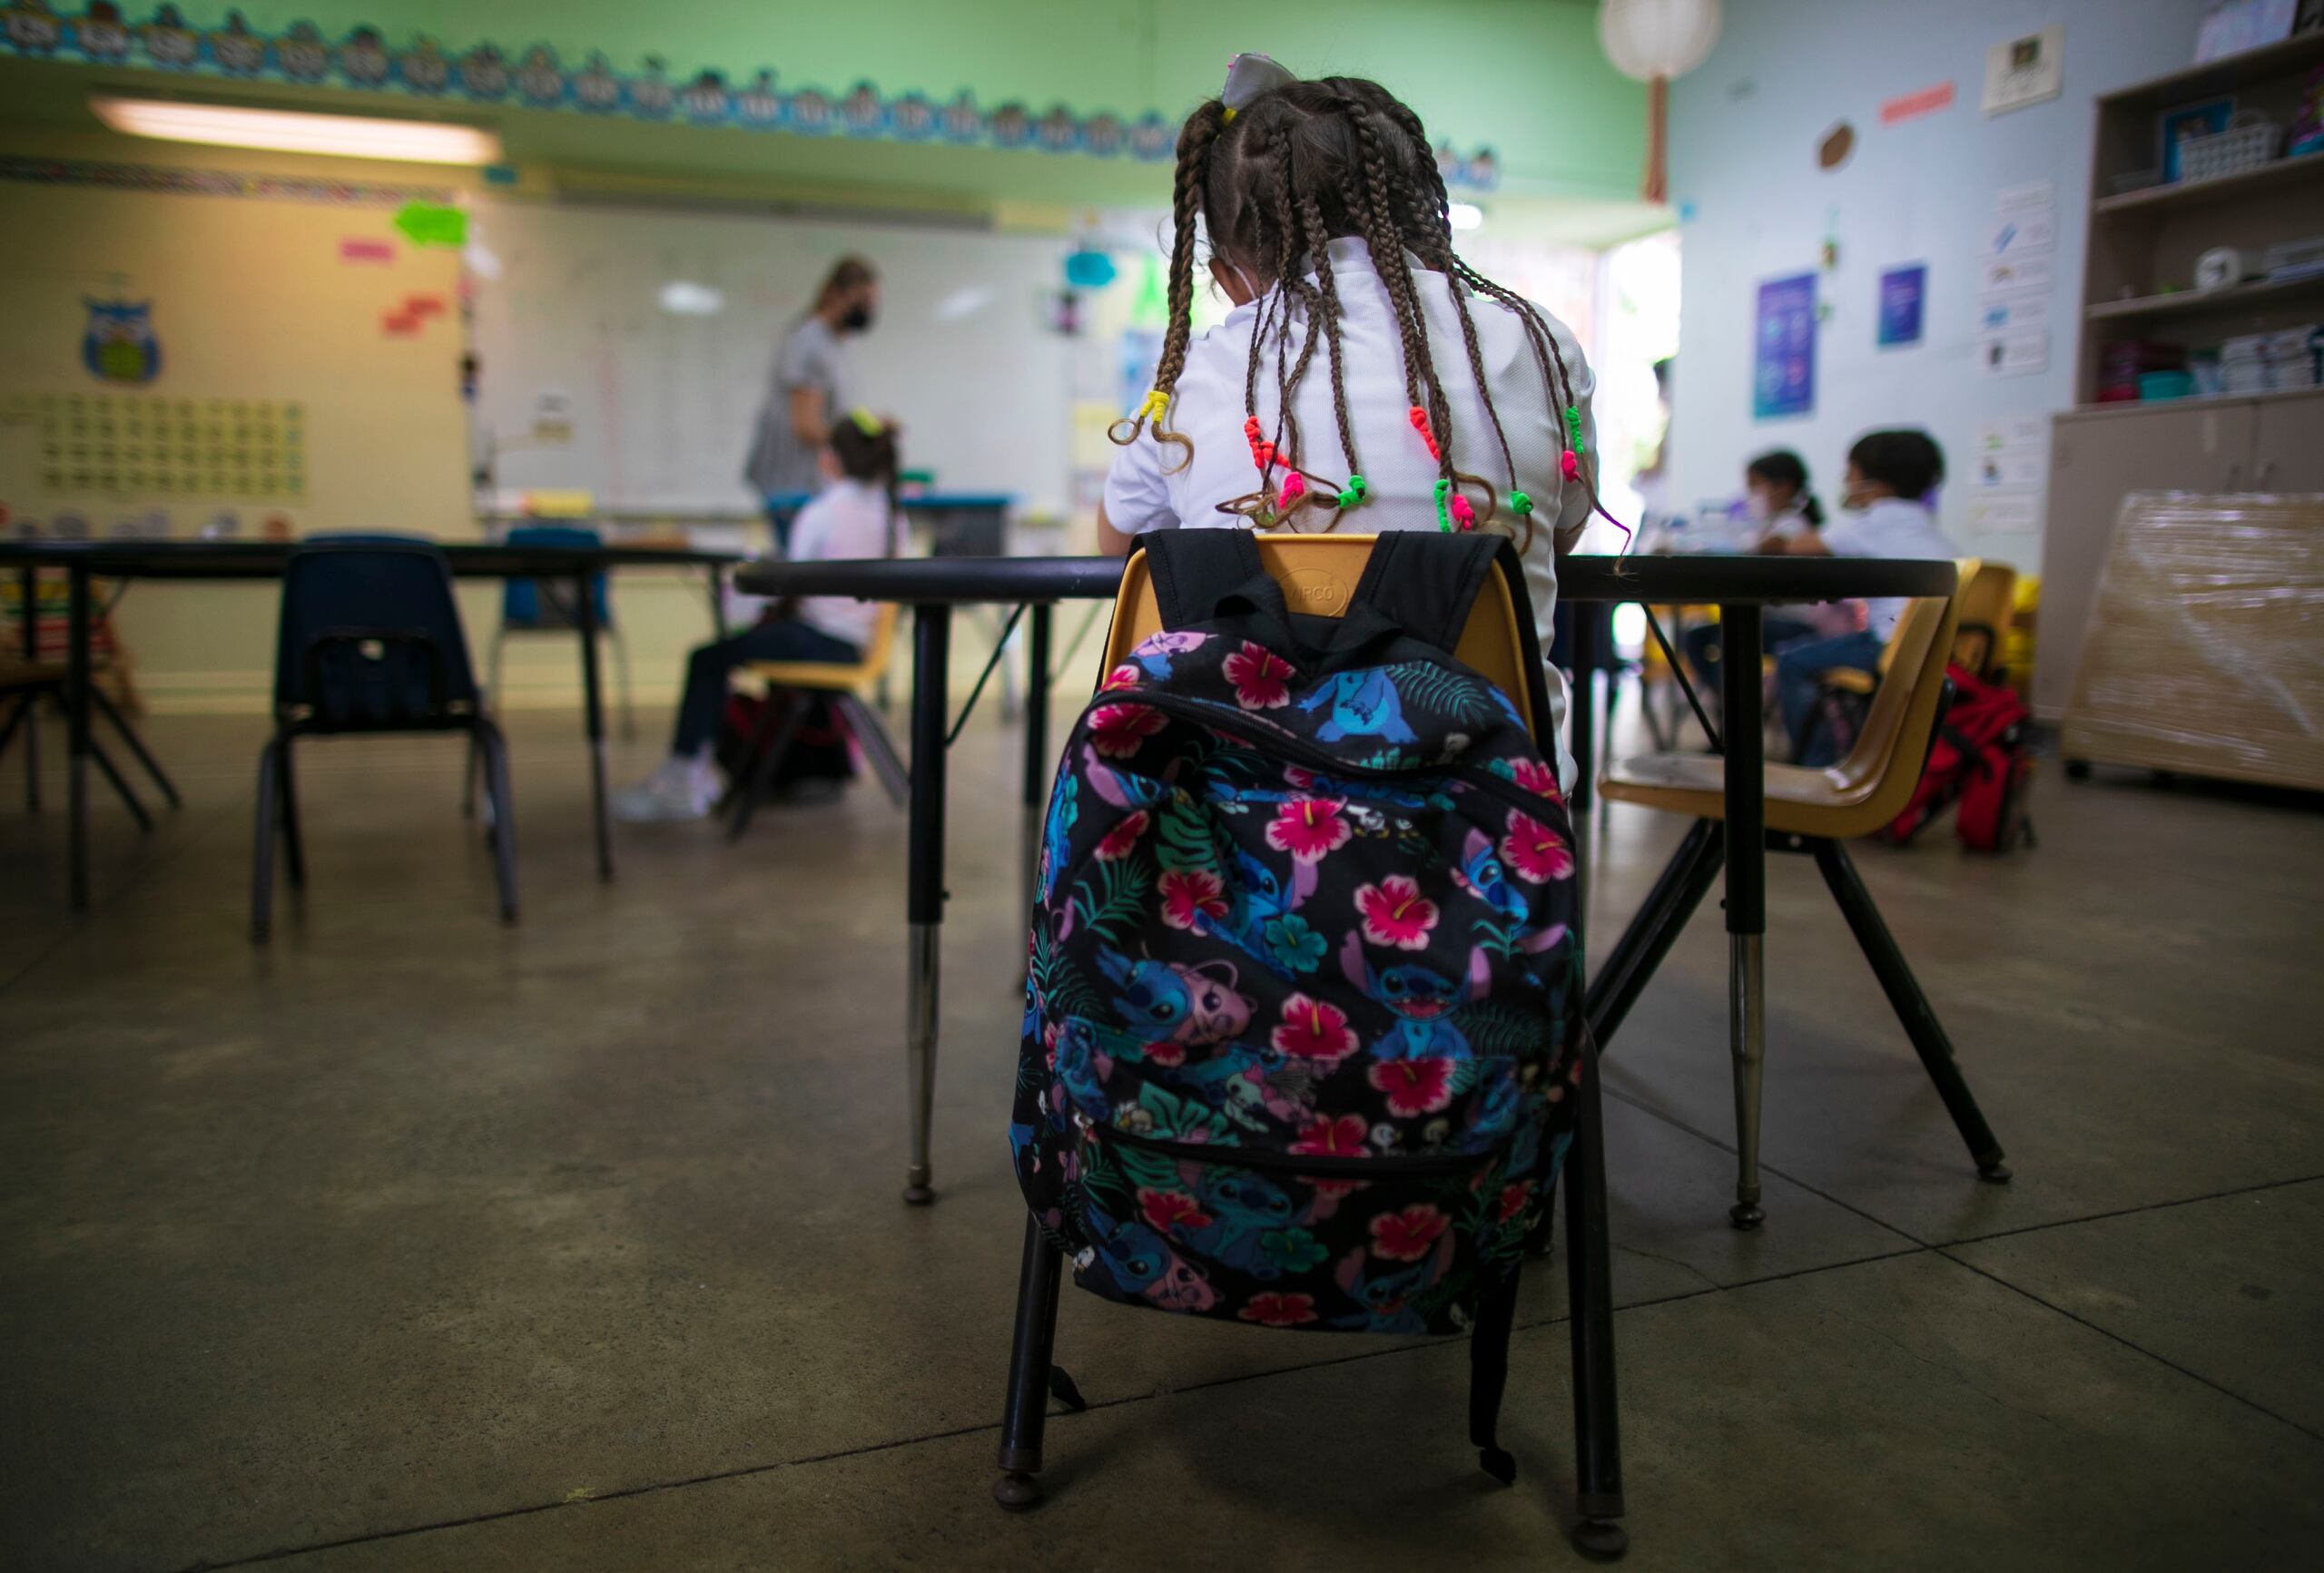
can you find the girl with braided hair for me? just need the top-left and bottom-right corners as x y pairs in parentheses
(1099, 55), (1605, 786)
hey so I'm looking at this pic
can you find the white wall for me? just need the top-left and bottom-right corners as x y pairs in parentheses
(1666, 0), (2208, 567)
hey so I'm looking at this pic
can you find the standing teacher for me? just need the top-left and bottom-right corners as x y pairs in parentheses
(744, 256), (881, 552)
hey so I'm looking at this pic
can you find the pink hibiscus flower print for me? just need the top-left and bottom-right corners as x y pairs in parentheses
(1138, 1187), (1212, 1234)
(1221, 640), (1294, 709)
(1101, 663), (1143, 693)
(1501, 810), (1575, 883)
(1494, 1181), (1533, 1224)
(1271, 993), (1358, 1062)
(1290, 1112), (1370, 1159)
(1368, 1056), (1455, 1116)
(1158, 868), (1228, 930)
(1265, 798), (1350, 863)
(1096, 810), (1149, 860)
(1507, 757), (1561, 800)
(1370, 1203), (1451, 1262)
(1356, 874), (1439, 949)
(1088, 702), (1167, 758)
(1143, 1039), (1186, 1067)
(1237, 1291), (1319, 1328)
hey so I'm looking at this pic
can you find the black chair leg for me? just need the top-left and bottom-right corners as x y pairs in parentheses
(1583, 819), (1726, 1053)
(21, 690), (39, 811)
(993, 1216), (1068, 1511)
(89, 739), (153, 832)
(724, 694), (803, 844)
(1563, 1040), (1628, 1559)
(461, 728), (481, 821)
(836, 694), (911, 807)
(475, 719), (520, 925)
(251, 733), (282, 942)
(1808, 838), (2011, 1182)
(0, 689), (32, 765)
(90, 686), (182, 809)
(277, 733), (305, 890)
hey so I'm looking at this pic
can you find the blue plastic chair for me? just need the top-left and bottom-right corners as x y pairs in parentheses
(489, 524), (634, 740)
(252, 538), (517, 940)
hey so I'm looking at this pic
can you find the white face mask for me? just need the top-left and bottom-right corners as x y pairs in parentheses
(1744, 493), (1774, 524)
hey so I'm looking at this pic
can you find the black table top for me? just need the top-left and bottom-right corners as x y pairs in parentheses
(0, 539), (741, 579)
(734, 552), (1959, 605)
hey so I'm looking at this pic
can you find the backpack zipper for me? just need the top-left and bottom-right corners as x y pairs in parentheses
(1092, 689), (1568, 826)
(1092, 1118), (1499, 1179)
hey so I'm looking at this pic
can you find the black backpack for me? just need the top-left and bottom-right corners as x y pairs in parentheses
(1011, 530), (1581, 1475)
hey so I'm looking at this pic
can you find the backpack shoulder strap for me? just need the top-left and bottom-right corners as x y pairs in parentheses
(1140, 530), (1272, 631)
(1349, 533), (1504, 654)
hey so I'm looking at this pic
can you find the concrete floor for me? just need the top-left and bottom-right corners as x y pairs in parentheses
(3, 703), (2321, 1572)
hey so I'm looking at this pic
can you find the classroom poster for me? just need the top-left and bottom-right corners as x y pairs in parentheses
(1752, 273), (1817, 419)
(1876, 265), (1926, 347)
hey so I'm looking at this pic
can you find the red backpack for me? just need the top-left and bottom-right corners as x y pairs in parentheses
(1882, 664), (2034, 853)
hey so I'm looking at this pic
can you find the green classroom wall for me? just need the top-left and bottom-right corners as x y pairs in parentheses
(0, 0), (1647, 204)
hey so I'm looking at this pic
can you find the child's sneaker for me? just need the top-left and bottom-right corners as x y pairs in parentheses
(612, 755), (721, 822)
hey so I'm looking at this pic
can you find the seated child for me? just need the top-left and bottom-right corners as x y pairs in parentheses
(1681, 447), (1827, 693)
(614, 412), (898, 821)
(1764, 429), (1954, 766)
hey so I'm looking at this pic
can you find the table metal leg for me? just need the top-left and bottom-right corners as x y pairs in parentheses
(576, 569), (613, 881)
(18, 566), (37, 812)
(1019, 604), (1052, 939)
(903, 604), (951, 1204)
(67, 565), (92, 910)
(1718, 602), (1768, 1230)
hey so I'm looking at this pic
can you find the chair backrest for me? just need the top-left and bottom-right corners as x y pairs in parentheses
(501, 524), (610, 630)
(1950, 561), (2016, 680)
(1822, 559), (1974, 821)
(1102, 533), (1540, 738)
(275, 540), (480, 732)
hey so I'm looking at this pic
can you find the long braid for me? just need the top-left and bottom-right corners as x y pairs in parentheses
(1109, 100), (1223, 472)
(1349, 113), (1451, 476)
(1297, 191), (1360, 527)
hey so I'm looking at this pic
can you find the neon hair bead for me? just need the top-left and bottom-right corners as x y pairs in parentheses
(1561, 449), (1582, 481)
(1562, 406), (1583, 444)
(1277, 472), (1305, 509)
(1448, 493), (1476, 531)
(1137, 389), (1169, 421)
(1407, 404), (1441, 462)
(1335, 475), (1369, 509)
(1510, 490), (1533, 516)
(1433, 477), (1453, 532)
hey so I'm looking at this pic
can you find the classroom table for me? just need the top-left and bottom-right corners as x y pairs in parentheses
(734, 550), (1959, 1204)
(1, 537), (742, 909)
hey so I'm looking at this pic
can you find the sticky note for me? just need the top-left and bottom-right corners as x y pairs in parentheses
(392, 202), (468, 248)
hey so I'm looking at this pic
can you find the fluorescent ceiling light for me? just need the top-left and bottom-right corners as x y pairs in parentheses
(1448, 202), (1484, 232)
(658, 281), (725, 317)
(91, 95), (500, 165)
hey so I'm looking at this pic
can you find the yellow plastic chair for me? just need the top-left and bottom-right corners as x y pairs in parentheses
(724, 602), (907, 841)
(1588, 560), (2011, 1224)
(995, 531), (1629, 1556)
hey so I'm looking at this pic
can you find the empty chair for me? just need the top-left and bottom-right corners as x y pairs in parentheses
(1590, 561), (2011, 1228)
(251, 539), (517, 940)
(488, 524), (635, 739)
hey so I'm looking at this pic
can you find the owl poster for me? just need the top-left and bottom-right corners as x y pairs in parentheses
(83, 300), (161, 385)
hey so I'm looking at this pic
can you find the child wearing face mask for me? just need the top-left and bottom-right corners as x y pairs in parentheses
(1764, 429), (1955, 765)
(1680, 448), (1827, 694)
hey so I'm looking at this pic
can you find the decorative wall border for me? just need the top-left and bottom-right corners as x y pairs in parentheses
(0, 4), (1503, 190)
(0, 151), (449, 203)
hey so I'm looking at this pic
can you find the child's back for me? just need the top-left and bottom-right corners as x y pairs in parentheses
(1099, 62), (1605, 786)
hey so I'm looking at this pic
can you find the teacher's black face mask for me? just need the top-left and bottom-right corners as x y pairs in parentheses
(840, 304), (875, 333)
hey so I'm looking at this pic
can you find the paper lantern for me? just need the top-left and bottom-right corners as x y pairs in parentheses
(1597, 0), (1723, 202)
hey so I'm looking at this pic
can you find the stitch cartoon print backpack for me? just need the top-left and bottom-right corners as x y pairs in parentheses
(1011, 531), (1582, 1463)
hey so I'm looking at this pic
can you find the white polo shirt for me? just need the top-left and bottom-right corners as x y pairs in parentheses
(1104, 236), (1594, 788)
(789, 477), (894, 648)
(1819, 498), (1955, 639)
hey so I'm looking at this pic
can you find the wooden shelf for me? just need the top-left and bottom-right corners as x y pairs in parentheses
(2086, 272), (2324, 320)
(2093, 152), (2324, 215)
(2063, 386), (2324, 421)
(2097, 28), (2324, 114)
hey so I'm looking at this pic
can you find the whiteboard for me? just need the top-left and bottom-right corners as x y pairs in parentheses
(467, 198), (1079, 516)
